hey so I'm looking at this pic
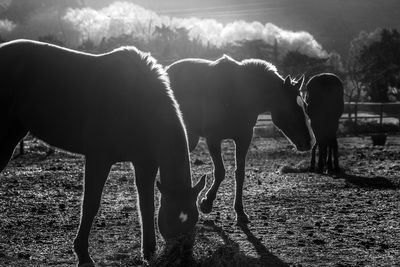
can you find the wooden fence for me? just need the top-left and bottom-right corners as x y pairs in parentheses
(256, 102), (400, 129)
(16, 102), (400, 155)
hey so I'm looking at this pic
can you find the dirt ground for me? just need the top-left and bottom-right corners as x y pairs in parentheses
(1, 134), (399, 266)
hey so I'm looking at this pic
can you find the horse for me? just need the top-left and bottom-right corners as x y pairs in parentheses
(166, 55), (314, 224)
(0, 39), (206, 266)
(303, 73), (344, 173)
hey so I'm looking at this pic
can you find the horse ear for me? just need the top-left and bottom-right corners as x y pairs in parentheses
(296, 75), (305, 90)
(156, 181), (164, 194)
(193, 174), (207, 195)
(284, 75), (291, 85)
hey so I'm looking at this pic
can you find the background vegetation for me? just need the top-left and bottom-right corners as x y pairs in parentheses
(1, 0), (400, 103)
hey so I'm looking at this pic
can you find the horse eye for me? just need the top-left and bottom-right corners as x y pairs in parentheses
(179, 211), (188, 223)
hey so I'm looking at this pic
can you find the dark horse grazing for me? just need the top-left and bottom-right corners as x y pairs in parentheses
(166, 55), (314, 224)
(0, 40), (206, 266)
(303, 73), (344, 173)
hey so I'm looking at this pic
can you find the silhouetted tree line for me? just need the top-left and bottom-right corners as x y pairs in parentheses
(26, 25), (344, 81)
(4, 26), (398, 103)
(347, 29), (400, 102)
(37, 26), (400, 104)
(1, 1), (399, 103)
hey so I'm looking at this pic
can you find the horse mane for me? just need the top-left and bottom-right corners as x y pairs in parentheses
(108, 46), (185, 127)
(210, 55), (283, 82)
(240, 58), (283, 80)
(106, 46), (169, 86)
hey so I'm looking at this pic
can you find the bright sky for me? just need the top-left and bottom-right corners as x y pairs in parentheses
(86, 0), (300, 24)
(81, 0), (399, 57)
(1, 0), (399, 58)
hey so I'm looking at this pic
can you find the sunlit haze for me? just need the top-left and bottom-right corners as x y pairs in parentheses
(1, 0), (399, 60)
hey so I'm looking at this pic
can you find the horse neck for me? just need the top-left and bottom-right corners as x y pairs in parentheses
(158, 120), (192, 191)
(247, 73), (283, 115)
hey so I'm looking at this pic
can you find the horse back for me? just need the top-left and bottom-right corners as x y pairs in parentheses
(0, 40), (180, 161)
(306, 73), (344, 120)
(167, 58), (257, 138)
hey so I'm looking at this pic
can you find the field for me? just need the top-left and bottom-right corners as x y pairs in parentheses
(1, 134), (400, 266)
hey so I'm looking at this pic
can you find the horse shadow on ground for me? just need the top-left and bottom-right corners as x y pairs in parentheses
(197, 220), (289, 267)
(279, 161), (398, 190)
(335, 172), (399, 189)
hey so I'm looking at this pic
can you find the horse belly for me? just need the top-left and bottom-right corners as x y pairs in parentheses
(15, 95), (88, 154)
(85, 119), (157, 162)
(202, 108), (256, 139)
(23, 114), (87, 155)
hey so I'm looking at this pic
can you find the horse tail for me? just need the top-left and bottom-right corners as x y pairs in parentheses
(0, 71), (12, 118)
(0, 45), (10, 115)
(0, 71), (28, 171)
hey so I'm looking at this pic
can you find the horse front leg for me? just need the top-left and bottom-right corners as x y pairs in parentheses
(327, 141), (333, 173)
(134, 162), (158, 261)
(200, 138), (224, 214)
(233, 133), (252, 224)
(74, 156), (111, 267)
(332, 137), (340, 173)
(317, 142), (327, 173)
(309, 143), (317, 172)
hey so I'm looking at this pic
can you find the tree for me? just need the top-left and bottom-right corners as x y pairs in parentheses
(1, 0), (83, 24)
(152, 24), (177, 61)
(280, 50), (328, 78)
(349, 28), (400, 102)
(230, 39), (276, 62)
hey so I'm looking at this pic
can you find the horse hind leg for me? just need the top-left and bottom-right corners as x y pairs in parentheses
(199, 138), (225, 214)
(0, 118), (28, 172)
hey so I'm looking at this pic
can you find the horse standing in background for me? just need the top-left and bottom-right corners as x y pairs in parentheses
(303, 73), (344, 173)
(167, 55), (313, 224)
(0, 39), (206, 266)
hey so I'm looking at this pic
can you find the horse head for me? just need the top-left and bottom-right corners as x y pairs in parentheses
(156, 174), (206, 242)
(271, 75), (314, 152)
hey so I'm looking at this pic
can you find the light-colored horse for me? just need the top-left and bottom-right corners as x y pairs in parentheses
(167, 55), (314, 224)
(0, 39), (206, 266)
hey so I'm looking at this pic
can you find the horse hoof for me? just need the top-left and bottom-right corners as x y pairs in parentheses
(199, 198), (213, 214)
(74, 252), (95, 267)
(143, 251), (155, 261)
(235, 213), (250, 225)
(328, 167), (341, 177)
(78, 262), (95, 267)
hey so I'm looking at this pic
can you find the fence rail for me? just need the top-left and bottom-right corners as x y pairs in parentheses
(256, 102), (400, 128)
(16, 102), (400, 156)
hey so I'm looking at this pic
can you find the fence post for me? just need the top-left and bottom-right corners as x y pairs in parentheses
(354, 102), (358, 135)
